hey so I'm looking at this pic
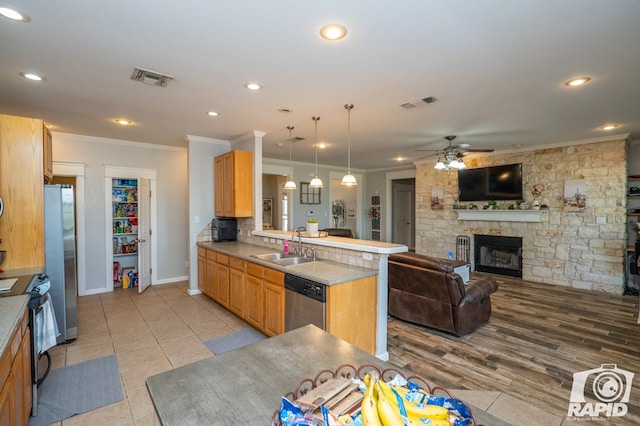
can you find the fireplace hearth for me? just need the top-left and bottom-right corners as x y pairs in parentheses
(474, 234), (522, 277)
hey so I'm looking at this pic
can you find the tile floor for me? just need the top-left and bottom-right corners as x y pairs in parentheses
(46, 281), (246, 426)
(43, 281), (543, 425)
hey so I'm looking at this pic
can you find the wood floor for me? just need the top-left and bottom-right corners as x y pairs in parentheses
(386, 273), (640, 425)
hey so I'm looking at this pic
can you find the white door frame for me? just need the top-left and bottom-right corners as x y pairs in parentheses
(104, 166), (157, 291)
(385, 169), (415, 243)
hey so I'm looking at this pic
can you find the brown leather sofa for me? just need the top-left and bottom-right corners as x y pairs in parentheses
(388, 252), (498, 336)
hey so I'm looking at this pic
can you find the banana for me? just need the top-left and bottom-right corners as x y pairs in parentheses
(361, 377), (382, 426)
(375, 382), (406, 426)
(377, 381), (449, 421)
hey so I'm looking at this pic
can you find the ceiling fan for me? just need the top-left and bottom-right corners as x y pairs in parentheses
(416, 135), (494, 170)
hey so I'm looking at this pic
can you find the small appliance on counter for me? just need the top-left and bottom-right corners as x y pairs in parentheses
(211, 217), (238, 242)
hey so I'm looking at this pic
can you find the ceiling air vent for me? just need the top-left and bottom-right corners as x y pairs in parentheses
(401, 96), (437, 109)
(130, 67), (173, 87)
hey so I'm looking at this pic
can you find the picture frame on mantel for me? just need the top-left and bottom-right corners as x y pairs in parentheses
(300, 182), (321, 204)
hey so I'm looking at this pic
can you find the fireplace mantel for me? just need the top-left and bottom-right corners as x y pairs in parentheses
(455, 209), (544, 222)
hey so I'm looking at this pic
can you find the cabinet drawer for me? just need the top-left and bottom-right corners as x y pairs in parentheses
(9, 326), (21, 360)
(206, 249), (217, 260)
(264, 267), (284, 286)
(217, 254), (229, 265)
(246, 262), (263, 278)
(230, 257), (245, 270)
(19, 310), (28, 336)
(198, 247), (207, 258)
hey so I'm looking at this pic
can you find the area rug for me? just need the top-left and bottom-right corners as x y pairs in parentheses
(204, 328), (266, 355)
(28, 354), (123, 426)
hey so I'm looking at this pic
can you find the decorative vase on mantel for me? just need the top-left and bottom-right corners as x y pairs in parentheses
(532, 198), (541, 210)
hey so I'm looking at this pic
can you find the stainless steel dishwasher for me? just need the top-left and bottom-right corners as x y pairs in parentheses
(284, 273), (326, 331)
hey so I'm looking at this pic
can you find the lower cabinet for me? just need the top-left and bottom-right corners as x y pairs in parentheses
(0, 309), (32, 426)
(197, 246), (376, 353)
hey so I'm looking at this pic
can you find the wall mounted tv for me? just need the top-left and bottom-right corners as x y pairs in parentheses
(457, 163), (523, 201)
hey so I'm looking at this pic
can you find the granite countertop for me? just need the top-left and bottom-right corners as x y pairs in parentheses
(198, 241), (377, 285)
(0, 294), (29, 358)
(146, 325), (506, 425)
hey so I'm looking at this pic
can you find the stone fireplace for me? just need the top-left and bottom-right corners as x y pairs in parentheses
(474, 234), (522, 277)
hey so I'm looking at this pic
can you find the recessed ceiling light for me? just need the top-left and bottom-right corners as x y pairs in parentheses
(564, 77), (591, 87)
(320, 24), (347, 40)
(317, 142), (327, 149)
(278, 108), (293, 113)
(394, 156), (405, 162)
(115, 119), (133, 126)
(244, 82), (262, 91)
(20, 72), (44, 81)
(0, 5), (31, 22)
(206, 111), (220, 117)
(599, 124), (618, 131)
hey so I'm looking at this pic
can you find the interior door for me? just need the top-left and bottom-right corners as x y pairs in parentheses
(137, 178), (151, 293)
(392, 181), (415, 249)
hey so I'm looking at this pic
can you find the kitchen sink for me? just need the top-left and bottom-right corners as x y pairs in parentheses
(252, 252), (315, 266)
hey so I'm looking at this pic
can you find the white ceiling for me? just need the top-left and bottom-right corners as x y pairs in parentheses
(1, 0), (639, 170)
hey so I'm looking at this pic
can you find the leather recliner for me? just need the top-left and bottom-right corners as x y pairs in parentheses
(388, 252), (498, 336)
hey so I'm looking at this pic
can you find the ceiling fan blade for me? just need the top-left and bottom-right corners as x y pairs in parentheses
(464, 148), (494, 153)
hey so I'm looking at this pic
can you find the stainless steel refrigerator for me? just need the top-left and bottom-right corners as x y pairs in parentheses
(44, 184), (77, 344)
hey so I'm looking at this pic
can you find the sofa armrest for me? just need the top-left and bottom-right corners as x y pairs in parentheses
(459, 277), (498, 307)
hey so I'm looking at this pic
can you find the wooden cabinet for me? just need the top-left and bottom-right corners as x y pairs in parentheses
(326, 275), (377, 354)
(228, 257), (245, 317)
(0, 113), (45, 270)
(206, 250), (217, 300)
(214, 150), (253, 217)
(244, 263), (264, 330)
(197, 247), (207, 293)
(43, 125), (53, 183)
(0, 309), (32, 426)
(216, 254), (230, 308)
(263, 267), (285, 337)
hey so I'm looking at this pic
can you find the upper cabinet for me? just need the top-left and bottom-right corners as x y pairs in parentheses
(214, 150), (253, 217)
(0, 114), (45, 270)
(43, 126), (53, 183)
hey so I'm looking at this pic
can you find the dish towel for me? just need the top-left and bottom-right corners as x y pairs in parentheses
(36, 293), (60, 354)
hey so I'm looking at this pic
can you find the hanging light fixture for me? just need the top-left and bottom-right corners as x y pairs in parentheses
(283, 125), (297, 190)
(341, 104), (357, 186)
(309, 116), (323, 188)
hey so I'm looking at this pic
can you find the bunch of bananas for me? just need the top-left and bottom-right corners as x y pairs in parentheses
(360, 373), (452, 426)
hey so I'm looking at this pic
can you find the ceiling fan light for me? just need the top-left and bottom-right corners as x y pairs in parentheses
(449, 159), (460, 169)
(434, 160), (446, 170)
(309, 176), (323, 188)
(340, 173), (357, 186)
(457, 160), (467, 169)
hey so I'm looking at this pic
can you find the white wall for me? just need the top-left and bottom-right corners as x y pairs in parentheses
(186, 135), (230, 293)
(52, 132), (188, 293)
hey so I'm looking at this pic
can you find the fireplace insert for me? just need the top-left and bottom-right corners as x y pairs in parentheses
(474, 234), (522, 277)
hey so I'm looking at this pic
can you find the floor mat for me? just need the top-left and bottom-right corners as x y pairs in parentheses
(204, 328), (266, 355)
(28, 354), (123, 426)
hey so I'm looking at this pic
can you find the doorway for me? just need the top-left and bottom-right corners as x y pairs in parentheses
(392, 178), (415, 250)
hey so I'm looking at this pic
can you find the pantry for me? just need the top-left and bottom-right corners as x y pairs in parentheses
(104, 166), (155, 293)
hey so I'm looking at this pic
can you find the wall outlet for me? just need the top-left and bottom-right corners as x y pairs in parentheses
(596, 216), (606, 224)
(238, 228), (242, 236)
(362, 252), (373, 261)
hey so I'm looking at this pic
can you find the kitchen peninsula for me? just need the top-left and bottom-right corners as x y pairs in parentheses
(146, 325), (506, 425)
(197, 230), (407, 359)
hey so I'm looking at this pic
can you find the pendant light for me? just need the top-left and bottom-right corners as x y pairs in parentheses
(309, 116), (323, 188)
(340, 103), (357, 186)
(283, 125), (297, 190)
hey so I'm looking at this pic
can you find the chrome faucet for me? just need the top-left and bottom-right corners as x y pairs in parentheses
(293, 226), (306, 255)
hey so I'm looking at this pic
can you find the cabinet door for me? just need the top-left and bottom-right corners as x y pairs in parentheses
(20, 329), (31, 423)
(229, 266), (245, 317)
(222, 153), (234, 216)
(43, 126), (53, 183)
(214, 156), (224, 217)
(206, 256), (217, 300)
(197, 254), (206, 293)
(217, 263), (230, 308)
(0, 378), (13, 426)
(0, 114), (45, 270)
(244, 274), (264, 330)
(11, 341), (25, 426)
(264, 282), (284, 337)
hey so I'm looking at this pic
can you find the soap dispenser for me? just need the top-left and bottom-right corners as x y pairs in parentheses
(283, 240), (289, 255)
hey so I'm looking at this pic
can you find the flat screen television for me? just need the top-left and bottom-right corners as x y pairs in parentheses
(457, 163), (523, 201)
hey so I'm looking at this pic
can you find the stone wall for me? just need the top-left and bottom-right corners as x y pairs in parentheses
(415, 139), (628, 294)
